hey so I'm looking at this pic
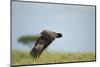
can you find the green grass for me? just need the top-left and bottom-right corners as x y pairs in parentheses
(12, 50), (95, 66)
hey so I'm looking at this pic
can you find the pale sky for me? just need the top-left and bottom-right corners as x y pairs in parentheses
(12, 1), (96, 52)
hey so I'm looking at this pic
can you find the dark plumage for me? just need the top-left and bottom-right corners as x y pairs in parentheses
(30, 30), (62, 59)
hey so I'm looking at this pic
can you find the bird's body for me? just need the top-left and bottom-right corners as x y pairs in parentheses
(30, 30), (62, 59)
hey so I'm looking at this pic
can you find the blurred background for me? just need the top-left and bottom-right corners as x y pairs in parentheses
(11, 1), (96, 65)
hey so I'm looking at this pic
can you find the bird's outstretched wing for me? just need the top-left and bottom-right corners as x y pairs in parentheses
(30, 36), (48, 59)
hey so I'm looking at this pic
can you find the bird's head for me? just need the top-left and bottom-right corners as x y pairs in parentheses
(56, 33), (62, 38)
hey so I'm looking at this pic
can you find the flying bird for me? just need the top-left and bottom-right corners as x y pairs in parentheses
(30, 30), (62, 59)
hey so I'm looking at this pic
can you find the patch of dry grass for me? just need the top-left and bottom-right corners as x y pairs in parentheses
(12, 50), (95, 66)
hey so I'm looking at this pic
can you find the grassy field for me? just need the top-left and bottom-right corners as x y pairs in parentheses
(12, 50), (95, 66)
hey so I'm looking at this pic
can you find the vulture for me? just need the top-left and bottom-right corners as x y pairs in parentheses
(30, 30), (62, 59)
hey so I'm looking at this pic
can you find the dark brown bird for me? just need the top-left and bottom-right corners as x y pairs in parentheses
(30, 30), (62, 59)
